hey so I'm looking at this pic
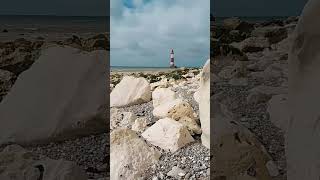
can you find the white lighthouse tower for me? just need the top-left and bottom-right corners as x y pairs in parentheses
(170, 49), (176, 68)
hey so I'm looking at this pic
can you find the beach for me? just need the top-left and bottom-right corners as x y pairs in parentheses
(110, 65), (210, 179)
(0, 15), (109, 179)
(211, 16), (296, 179)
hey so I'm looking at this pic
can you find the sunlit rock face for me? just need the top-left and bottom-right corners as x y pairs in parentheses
(288, 0), (320, 179)
(0, 46), (107, 145)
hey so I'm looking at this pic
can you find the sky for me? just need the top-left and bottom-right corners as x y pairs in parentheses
(0, 0), (109, 16)
(110, 0), (210, 67)
(212, 0), (308, 17)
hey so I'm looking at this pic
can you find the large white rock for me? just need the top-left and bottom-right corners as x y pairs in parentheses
(152, 88), (177, 108)
(198, 59), (210, 148)
(267, 94), (289, 131)
(152, 98), (184, 119)
(110, 128), (160, 180)
(287, 1), (320, 179)
(0, 46), (107, 145)
(110, 76), (151, 107)
(167, 100), (201, 135)
(142, 118), (194, 152)
(212, 102), (272, 179)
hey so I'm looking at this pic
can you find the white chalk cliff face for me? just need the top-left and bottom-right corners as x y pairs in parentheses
(288, 0), (320, 179)
(0, 46), (107, 145)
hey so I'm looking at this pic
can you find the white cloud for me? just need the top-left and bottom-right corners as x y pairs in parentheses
(111, 0), (210, 67)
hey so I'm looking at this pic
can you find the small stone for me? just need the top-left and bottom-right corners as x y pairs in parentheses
(167, 166), (186, 178)
(266, 160), (279, 177)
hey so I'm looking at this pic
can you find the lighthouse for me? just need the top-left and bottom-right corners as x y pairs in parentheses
(170, 49), (176, 68)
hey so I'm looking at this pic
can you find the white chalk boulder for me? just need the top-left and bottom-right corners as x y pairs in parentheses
(110, 128), (160, 180)
(0, 46), (107, 145)
(110, 76), (151, 107)
(198, 59), (210, 148)
(152, 98), (184, 119)
(142, 118), (194, 152)
(152, 87), (177, 108)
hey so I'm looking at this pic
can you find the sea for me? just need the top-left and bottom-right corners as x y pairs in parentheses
(110, 66), (184, 72)
(0, 15), (109, 41)
(214, 16), (289, 25)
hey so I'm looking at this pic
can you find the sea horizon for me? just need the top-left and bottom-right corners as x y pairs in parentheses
(110, 65), (201, 72)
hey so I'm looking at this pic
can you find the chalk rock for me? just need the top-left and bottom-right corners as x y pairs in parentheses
(212, 73), (221, 83)
(150, 78), (169, 90)
(167, 166), (186, 178)
(178, 116), (202, 135)
(110, 108), (137, 129)
(152, 88), (176, 108)
(193, 90), (200, 103)
(111, 128), (160, 180)
(247, 85), (287, 105)
(132, 117), (148, 133)
(0, 144), (87, 180)
(142, 118), (194, 152)
(152, 98), (183, 119)
(0, 47), (107, 145)
(231, 37), (270, 53)
(212, 102), (272, 179)
(168, 101), (195, 120)
(0, 69), (15, 100)
(252, 26), (288, 44)
(267, 94), (289, 132)
(198, 59), (210, 148)
(266, 160), (280, 177)
(228, 77), (248, 86)
(222, 17), (241, 30)
(110, 76), (151, 107)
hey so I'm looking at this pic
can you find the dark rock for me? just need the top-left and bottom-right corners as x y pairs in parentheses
(235, 21), (255, 34)
(261, 19), (284, 27)
(222, 17), (241, 30)
(85, 34), (109, 51)
(265, 28), (288, 44)
(2, 29), (8, 33)
(64, 35), (82, 48)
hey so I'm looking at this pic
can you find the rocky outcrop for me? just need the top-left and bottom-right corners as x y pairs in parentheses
(110, 128), (160, 180)
(142, 118), (194, 152)
(0, 46), (107, 145)
(110, 76), (151, 107)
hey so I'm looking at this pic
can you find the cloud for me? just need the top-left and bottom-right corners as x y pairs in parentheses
(111, 0), (210, 67)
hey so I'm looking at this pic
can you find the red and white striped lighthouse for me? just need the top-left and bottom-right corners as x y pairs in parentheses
(170, 48), (175, 68)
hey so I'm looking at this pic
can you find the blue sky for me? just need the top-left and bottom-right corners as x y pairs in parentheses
(110, 0), (210, 67)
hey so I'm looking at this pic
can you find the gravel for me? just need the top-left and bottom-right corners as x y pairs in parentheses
(110, 70), (210, 179)
(213, 56), (287, 179)
(27, 133), (109, 179)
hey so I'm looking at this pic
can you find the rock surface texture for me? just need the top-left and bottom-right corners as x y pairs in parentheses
(0, 46), (107, 145)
